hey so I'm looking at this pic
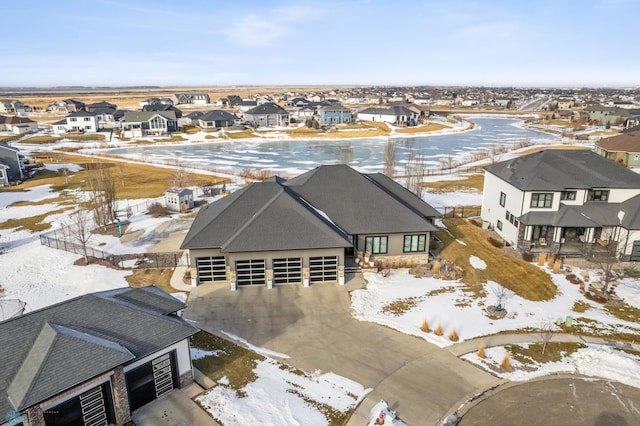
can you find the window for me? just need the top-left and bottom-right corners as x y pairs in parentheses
(587, 189), (609, 201)
(530, 193), (553, 208)
(69, 117), (77, 122)
(84, 116), (91, 121)
(403, 234), (426, 252)
(561, 191), (576, 201)
(532, 225), (548, 241)
(499, 192), (506, 207)
(497, 220), (503, 230)
(365, 236), (388, 254)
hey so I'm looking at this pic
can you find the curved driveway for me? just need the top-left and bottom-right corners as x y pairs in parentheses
(184, 276), (499, 424)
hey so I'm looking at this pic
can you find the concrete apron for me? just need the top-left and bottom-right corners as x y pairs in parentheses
(184, 275), (497, 425)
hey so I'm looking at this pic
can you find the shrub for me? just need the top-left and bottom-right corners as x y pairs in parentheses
(487, 237), (504, 248)
(565, 274), (582, 285)
(448, 329), (459, 342)
(433, 259), (441, 275)
(147, 202), (168, 217)
(478, 342), (486, 358)
(434, 323), (443, 336)
(420, 319), (429, 332)
(501, 352), (513, 371)
(522, 252), (534, 262)
(537, 253), (547, 266)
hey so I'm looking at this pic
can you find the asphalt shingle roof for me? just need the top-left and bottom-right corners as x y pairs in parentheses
(199, 110), (239, 121)
(123, 110), (176, 122)
(244, 102), (288, 115)
(181, 177), (351, 251)
(484, 149), (640, 191)
(596, 131), (640, 153)
(0, 287), (196, 413)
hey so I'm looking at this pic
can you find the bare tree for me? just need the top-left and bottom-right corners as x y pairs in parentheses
(539, 319), (555, 355)
(405, 149), (426, 198)
(116, 162), (127, 188)
(169, 161), (190, 188)
(439, 153), (455, 171)
(86, 163), (118, 229)
(383, 139), (396, 177)
(58, 167), (71, 185)
(487, 143), (505, 164)
(491, 285), (514, 311)
(67, 209), (93, 264)
(337, 144), (352, 165)
(585, 240), (621, 298)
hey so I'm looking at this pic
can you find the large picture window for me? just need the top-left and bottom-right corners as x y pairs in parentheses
(530, 193), (553, 208)
(587, 189), (609, 201)
(365, 236), (388, 254)
(403, 234), (426, 252)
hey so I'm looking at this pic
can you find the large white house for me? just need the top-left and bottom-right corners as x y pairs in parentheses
(481, 149), (640, 260)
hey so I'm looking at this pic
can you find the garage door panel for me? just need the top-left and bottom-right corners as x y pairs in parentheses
(236, 259), (266, 286)
(309, 256), (338, 283)
(196, 256), (227, 282)
(273, 257), (302, 284)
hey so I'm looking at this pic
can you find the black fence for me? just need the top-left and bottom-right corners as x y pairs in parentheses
(39, 234), (184, 269)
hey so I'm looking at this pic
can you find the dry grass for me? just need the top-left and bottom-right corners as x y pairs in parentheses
(477, 342), (486, 358)
(21, 135), (62, 144)
(571, 300), (591, 313)
(516, 145), (591, 156)
(434, 323), (444, 336)
(395, 122), (450, 134)
(190, 329), (263, 398)
(420, 318), (430, 332)
(437, 218), (557, 301)
(153, 134), (188, 143)
(63, 133), (107, 141)
(500, 352), (513, 371)
(0, 208), (70, 232)
(0, 152), (228, 199)
(537, 120), (584, 129)
(507, 342), (585, 364)
(223, 129), (257, 139)
(422, 174), (484, 193)
(604, 303), (640, 323)
(381, 296), (423, 316)
(125, 269), (174, 294)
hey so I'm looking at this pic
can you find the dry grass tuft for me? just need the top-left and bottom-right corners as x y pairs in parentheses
(478, 342), (486, 358)
(434, 323), (444, 336)
(420, 318), (429, 332)
(448, 329), (459, 341)
(501, 352), (513, 371)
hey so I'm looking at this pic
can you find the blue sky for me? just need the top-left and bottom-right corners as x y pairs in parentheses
(1, 0), (637, 87)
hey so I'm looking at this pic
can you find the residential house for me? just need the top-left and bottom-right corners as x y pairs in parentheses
(171, 93), (210, 105)
(0, 115), (38, 134)
(357, 105), (419, 126)
(121, 111), (178, 137)
(243, 102), (289, 127)
(138, 97), (173, 107)
(595, 130), (640, 167)
(181, 165), (440, 289)
(0, 286), (197, 426)
(0, 163), (10, 186)
(195, 110), (239, 130)
(63, 110), (100, 133)
(165, 187), (194, 212)
(0, 100), (26, 114)
(481, 149), (640, 260)
(47, 99), (85, 113)
(142, 103), (183, 119)
(291, 105), (317, 122)
(318, 104), (353, 125)
(584, 105), (629, 126)
(85, 101), (117, 112)
(237, 100), (258, 114)
(0, 142), (25, 183)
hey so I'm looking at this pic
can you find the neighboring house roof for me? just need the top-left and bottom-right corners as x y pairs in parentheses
(484, 149), (640, 191)
(142, 104), (183, 118)
(67, 110), (98, 118)
(519, 194), (640, 230)
(166, 187), (192, 196)
(199, 110), (239, 121)
(186, 111), (204, 120)
(123, 110), (177, 122)
(245, 102), (288, 115)
(0, 142), (20, 153)
(596, 131), (640, 153)
(358, 105), (416, 116)
(181, 176), (351, 252)
(0, 115), (36, 125)
(284, 165), (438, 234)
(319, 104), (351, 112)
(0, 287), (196, 413)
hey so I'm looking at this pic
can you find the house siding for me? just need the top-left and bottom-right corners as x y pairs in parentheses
(481, 173), (524, 246)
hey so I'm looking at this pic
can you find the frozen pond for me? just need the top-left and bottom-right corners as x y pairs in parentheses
(105, 118), (556, 176)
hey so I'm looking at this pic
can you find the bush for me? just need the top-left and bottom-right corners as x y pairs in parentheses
(147, 202), (168, 217)
(434, 323), (443, 336)
(522, 252), (534, 262)
(477, 342), (486, 358)
(448, 329), (459, 342)
(420, 319), (429, 332)
(501, 352), (513, 371)
(487, 237), (504, 248)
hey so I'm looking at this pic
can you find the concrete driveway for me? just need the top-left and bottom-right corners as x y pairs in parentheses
(184, 274), (499, 425)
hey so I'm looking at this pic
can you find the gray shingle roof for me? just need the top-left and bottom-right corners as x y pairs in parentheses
(244, 102), (288, 115)
(181, 177), (351, 251)
(123, 110), (177, 122)
(199, 110), (239, 121)
(484, 149), (640, 191)
(284, 165), (438, 234)
(0, 287), (196, 413)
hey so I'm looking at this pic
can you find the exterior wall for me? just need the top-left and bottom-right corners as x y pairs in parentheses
(0, 146), (23, 181)
(606, 188), (640, 203)
(319, 109), (353, 125)
(65, 115), (98, 132)
(245, 112), (289, 127)
(481, 172), (524, 246)
(123, 339), (192, 381)
(357, 112), (396, 124)
(355, 232), (431, 260)
(619, 228), (640, 259)
(0, 166), (9, 186)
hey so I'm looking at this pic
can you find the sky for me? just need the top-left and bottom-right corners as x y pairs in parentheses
(1, 0), (638, 87)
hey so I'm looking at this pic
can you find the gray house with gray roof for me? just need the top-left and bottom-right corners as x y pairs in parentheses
(181, 165), (440, 289)
(0, 287), (197, 426)
(0, 142), (24, 183)
(482, 149), (640, 260)
(121, 111), (178, 137)
(243, 102), (289, 127)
